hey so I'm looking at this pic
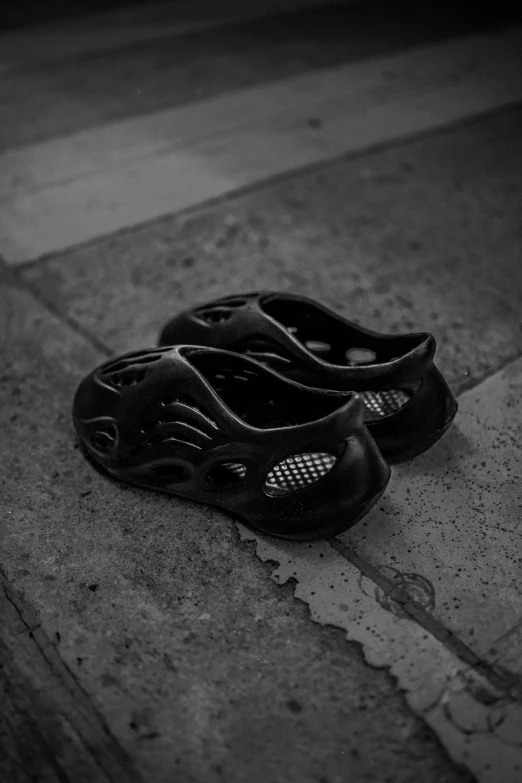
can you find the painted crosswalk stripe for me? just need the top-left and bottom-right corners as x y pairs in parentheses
(0, 0), (364, 70)
(1, 27), (521, 264)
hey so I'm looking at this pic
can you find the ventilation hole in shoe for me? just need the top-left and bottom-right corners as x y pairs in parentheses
(109, 370), (147, 387)
(264, 453), (337, 497)
(345, 347), (377, 366)
(305, 340), (331, 355)
(360, 389), (411, 419)
(194, 297), (248, 325)
(90, 423), (118, 451)
(205, 366), (264, 392)
(199, 308), (234, 324)
(151, 463), (190, 481)
(205, 462), (247, 489)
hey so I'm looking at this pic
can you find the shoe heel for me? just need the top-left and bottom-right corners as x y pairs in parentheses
(369, 364), (458, 464)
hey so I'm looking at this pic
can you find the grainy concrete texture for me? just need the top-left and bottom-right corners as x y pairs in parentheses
(0, 267), (471, 783)
(24, 109), (522, 387)
(2, 1), (519, 149)
(2, 5), (522, 781)
(344, 361), (522, 662)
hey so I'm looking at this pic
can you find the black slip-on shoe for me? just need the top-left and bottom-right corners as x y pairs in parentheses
(158, 292), (458, 463)
(73, 345), (390, 541)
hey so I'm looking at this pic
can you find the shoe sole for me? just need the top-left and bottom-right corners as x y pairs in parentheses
(383, 409), (457, 465)
(79, 441), (390, 542)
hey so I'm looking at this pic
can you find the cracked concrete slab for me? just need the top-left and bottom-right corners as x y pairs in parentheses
(230, 356), (522, 780)
(1, 573), (142, 783)
(0, 269), (469, 782)
(238, 530), (522, 783)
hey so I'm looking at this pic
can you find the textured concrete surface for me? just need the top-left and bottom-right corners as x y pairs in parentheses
(1, 574), (142, 783)
(0, 266), (469, 782)
(0, 1), (359, 62)
(1, 1), (518, 150)
(344, 360), (522, 662)
(240, 526), (522, 783)
(2, 4), (522, 780)
(24, 108), (522, 391)
(234, 357), (522, 782)
(3, 27), (521, 262)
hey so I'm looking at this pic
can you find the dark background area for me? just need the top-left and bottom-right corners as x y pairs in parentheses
(2, 0), (522, 32)
(0, 0), (148, 29)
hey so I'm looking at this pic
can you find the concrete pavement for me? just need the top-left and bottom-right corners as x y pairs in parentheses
(1, 2), (522, 781)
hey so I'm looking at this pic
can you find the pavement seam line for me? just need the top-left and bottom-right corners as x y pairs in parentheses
(454, 349), (522, 396)
(2, 681), (73, 783)
(6, 254), (521, 701)
(240, 525), (522, 779)
(0, 257), (114, 359)
(0, 570), (144, 783)
(327, 537), (521, 699)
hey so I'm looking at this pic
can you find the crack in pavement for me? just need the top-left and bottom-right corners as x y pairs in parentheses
(237, 527), (522, 783)
(329, 537), (521, 698)
(0, 569), (144, 783)
(0, 257), (113, 359)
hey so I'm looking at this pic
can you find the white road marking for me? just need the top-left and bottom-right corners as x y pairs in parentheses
(239, 356), (522, 783)
(0, 0), (365, 70)
(1, 27), (521, 264)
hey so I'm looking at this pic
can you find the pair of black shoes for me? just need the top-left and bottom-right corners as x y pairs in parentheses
(73, 292), (457, 541)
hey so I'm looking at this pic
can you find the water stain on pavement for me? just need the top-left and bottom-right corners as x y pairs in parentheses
(359, 565), (436, 619)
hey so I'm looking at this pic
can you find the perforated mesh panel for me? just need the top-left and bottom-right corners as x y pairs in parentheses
(265, 453), (336, 497)
(360, 389), (410, 419)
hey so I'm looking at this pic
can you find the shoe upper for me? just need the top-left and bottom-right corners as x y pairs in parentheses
(159, 291), (435, 390)
(73, 345), (390, 538)
(157, 292), (457, 463)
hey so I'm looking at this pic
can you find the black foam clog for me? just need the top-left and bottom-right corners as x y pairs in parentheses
(73, 345), (390, 541)
(158, 292), (457, 463)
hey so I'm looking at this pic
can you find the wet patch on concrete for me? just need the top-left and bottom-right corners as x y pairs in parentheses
(363, 566), (437, 620)
(237, 528), (522, 782)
